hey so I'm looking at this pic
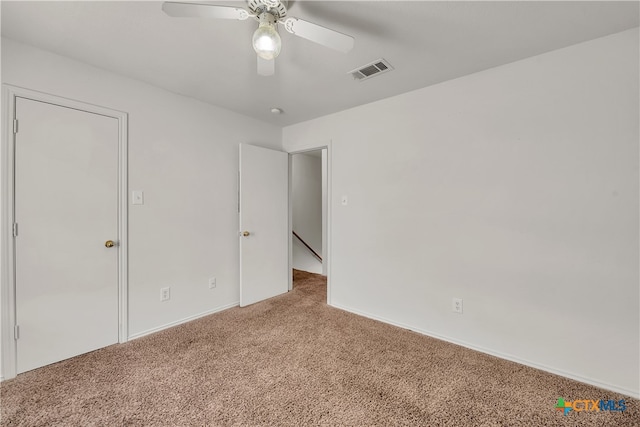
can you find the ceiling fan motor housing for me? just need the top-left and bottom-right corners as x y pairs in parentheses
(248, 0), (287, 19)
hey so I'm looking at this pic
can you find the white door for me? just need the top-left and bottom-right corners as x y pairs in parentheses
(14, 97), (119, 373)
(239, 144), (289, 306)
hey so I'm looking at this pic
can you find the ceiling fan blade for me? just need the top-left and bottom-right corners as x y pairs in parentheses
(283, 17), (354, 53)
(162, 2), (250, 20)
(257, 56), (275, 76)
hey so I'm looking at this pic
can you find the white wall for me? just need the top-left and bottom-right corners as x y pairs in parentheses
(292, 153), (322, 274)
(1, 38), (282, 378)
(283, 28), (640, 397)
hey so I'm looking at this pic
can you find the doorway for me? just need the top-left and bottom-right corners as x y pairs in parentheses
(291, 149), (327, 276)
(238, 144), (330, 307)
(1, 86), (128, 379)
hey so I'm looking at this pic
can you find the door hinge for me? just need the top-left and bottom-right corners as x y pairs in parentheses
(14, 325), (19, 340)
(13, 119), (18, 134)
(13, 223), (18, 237)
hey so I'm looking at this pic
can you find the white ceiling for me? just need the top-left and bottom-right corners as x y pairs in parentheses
(2, 1), (638, 126)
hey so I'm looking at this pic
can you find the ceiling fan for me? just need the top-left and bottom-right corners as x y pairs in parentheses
(162, 0), (355, 76)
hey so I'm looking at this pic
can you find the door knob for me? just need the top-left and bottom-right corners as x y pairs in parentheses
(242, 231), (250, 237)
(105, 240), (116, 248)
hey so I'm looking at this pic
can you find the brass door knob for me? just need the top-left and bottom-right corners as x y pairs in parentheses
(242, 231), (250, 237)
(105, 240), (116, 248)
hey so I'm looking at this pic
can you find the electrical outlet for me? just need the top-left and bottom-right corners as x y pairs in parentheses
(452, 298), (463, 314)
(160, 287), (171, 302)
(209, 277), (216, 289)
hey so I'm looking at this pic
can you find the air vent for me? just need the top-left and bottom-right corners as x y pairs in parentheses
(349, 59), (393, 81)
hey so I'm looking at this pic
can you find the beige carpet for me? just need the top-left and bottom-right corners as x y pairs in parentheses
(1, 270), (637, 426)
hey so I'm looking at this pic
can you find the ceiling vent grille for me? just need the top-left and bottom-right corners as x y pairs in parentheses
(349, 59), (393, 81)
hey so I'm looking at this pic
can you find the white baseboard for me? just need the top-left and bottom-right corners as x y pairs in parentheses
(329, 302), (639, 400)
(128, 302), (239, 341)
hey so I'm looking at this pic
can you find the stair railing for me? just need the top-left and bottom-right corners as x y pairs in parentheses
(292, 231), (322, 262)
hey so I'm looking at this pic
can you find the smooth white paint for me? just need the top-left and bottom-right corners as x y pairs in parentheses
(239, 144), (289, 307)
(132, 190), (144, 205)
(1, 23), (636, 401)
(127, 302), (238, 341)
(2, 2), (638, 125)
(330, 301), (635, 401)
(283, 28), (640, 397)
(321, 149), (328, 276)
(14, 97), (119, 373)
(292, 239), (321, 275)
(1, 38), (281, 378)
(1, 85), (129, 380)
(292, 152), (322, 274)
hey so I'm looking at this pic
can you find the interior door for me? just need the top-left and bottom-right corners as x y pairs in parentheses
(239, 144), (289, 306)
(14, 97), (119, 373)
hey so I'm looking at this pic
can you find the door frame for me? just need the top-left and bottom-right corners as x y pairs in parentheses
(1, 85), (129, 380)
(287, 142), (332, 303)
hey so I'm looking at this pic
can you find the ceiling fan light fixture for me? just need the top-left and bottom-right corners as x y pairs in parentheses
(253, 13), (281, 60)
(163, 1), (355, 76)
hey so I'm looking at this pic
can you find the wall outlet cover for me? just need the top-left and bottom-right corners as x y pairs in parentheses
(452, 298), (463, 314)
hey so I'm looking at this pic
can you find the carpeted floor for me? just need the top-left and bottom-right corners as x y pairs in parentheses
(1, 270), (637, 426)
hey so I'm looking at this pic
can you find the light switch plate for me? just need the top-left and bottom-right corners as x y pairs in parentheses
(341, 195), (348, 206)
(132, 190), (144, 205)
